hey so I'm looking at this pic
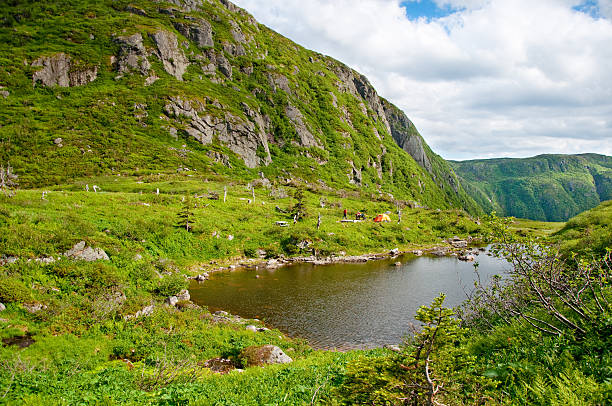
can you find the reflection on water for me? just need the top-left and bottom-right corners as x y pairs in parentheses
(189, 250), (509, 350)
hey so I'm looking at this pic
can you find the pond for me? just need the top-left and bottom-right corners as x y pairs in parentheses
(189, 250), (509, 350)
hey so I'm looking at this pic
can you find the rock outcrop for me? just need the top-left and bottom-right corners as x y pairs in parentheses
(285, 104), (322, 148)
(382, 98), (432, 173)
(329, 62), (391, 136)
(114, 33), (151, 75)
(64, 241), (109, 261)
(240, 345), (292, 367)
(164, 0), (201, 12)
(164, 96), (271, 167)
(173, 18), (214, 48)
(151, 31), (189, 80)
(32, 53), (97, 87)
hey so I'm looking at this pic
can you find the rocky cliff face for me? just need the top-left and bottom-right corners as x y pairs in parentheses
(32, 53), (98, 87)
(381, 99), (431, 173)
(0, 0), (481, 213)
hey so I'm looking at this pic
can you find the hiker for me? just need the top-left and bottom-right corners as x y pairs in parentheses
(343, 208), (347, 219)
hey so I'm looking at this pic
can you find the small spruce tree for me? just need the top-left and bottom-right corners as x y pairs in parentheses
(290, 187), (308, 222)
(176, 197), (196, 232)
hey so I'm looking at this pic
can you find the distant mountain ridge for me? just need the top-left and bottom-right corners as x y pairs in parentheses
(451, 154), (612, 221)
(0, 0), (480, 214)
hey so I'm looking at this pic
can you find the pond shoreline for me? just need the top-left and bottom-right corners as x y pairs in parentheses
(189, 236), (486, 281)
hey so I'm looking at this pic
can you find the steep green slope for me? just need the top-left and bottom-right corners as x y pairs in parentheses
(0, 0), (480, 213)
(451, 154), (612, 221)
(554, 199), (612, 256)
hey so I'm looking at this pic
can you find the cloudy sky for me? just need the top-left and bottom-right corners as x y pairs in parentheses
(232, 0), (612, 160)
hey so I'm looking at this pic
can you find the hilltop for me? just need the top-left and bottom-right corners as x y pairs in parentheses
(451, 153), (612, 221)
(0, 0), (479, 214)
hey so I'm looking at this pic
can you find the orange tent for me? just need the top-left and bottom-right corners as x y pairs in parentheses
(374, 214), (391, 223)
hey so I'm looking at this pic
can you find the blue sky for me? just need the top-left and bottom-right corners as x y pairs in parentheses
(400, 0), (461, 20)
(573, 0), (604, 18)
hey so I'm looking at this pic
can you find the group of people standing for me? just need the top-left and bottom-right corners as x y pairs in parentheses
(343, 208), (366, 220)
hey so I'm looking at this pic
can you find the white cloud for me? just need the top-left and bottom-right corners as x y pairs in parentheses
(232, 0), (612, 160)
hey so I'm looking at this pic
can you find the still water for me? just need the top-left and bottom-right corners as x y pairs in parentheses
(189, 251), (509, 350)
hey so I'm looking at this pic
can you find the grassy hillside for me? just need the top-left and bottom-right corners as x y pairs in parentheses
(553, 199), (612, 257)
(0, 174), (487, 404)
(451, 154), (612, 221)
(0, 0), (479, 214)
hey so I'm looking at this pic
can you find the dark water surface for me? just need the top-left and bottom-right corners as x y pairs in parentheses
(189, 251), (509, 350)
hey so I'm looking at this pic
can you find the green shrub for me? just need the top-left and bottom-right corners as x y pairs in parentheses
(0, 276), (32, 303)
(243, 247), (258, 258)
(155, 273), (187, 297)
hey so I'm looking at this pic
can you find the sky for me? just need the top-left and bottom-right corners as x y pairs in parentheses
(231, 0), (612, 160)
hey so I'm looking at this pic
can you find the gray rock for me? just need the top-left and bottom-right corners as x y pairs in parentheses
(285, 104), (321, 148)
(458, 255), (475, 262)
(23, 303), (47, 313)
(431, 249), (448, 257)
(165, 0), (201, 12)
(220, 0), (241, 13)
(32, 53), (97, 87)
(114, 33), (151, 75)
(384, 101), (432, 173)
(384, 344), (401, 353)
(124, 304), (155, 320)
(214, 310), (229, 316)
(206, 151), (232, 168)
(390, 248), (400, 256)
(64, 241), (109, 261)
(0, 303), (6, 312)
(413, 250), (423, 256)
(53, 137), (63, 146)
(151, 31), (189, 80)
(213, 51), (232, 78)
(241, 345), (292, 367)
(195, 273), (209, 282)
(125, 5), (147, 16)
(394, 261), (402, 267)
(0, 256), (19, 266)
(267, 73), (292, 95)
(0, 89), (8, 98)
(229, 21), (247, 44)
(173, 19), (213, 48)
(164, 96), (271, 168)
(144, 73), (159, 86)
(330, 62), (392, 135)
(165, 296), (179, 306)
(348, 161), (362, 185)
(245, 325), (258, 332)
(222, 42), (246, 57)
(176, 289), (190, 302)
(35, 257), (56, 265)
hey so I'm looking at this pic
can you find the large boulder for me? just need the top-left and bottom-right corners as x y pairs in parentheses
(64, 241), (109, 261)
(173, 19), (213, 48)
(32, 53), (97, 87)
(114, 33), (151, 75)
(151, 31), (189, 80)
(240, 345), (292, 367)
